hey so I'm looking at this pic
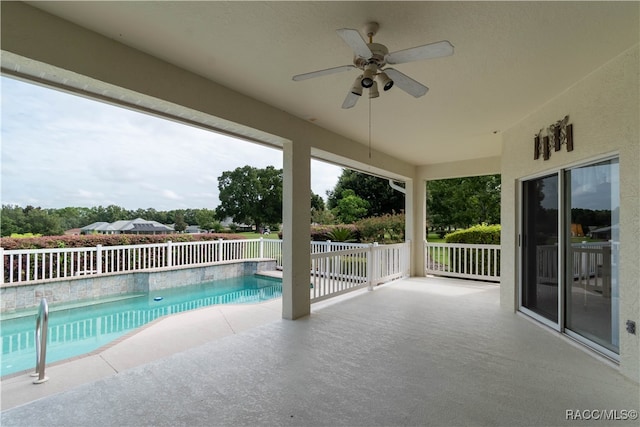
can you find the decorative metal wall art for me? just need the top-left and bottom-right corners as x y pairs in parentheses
(534, 115), (573, 160)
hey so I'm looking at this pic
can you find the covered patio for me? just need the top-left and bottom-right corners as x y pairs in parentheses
(1, 1), (638, 419)
(2, 277), (638, 426)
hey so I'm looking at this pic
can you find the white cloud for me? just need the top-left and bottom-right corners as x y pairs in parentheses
(1, 76), (341, 210)
(162, 189), (183, 200)
(77, 189), (95, 198)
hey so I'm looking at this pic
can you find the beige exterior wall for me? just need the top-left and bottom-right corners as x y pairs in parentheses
(501, 45), (639, 382)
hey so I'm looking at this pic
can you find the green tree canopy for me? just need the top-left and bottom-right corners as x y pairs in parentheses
(331, 189), (370, 224)
(327, 169), (404, 217)
(426, 174), (501, 230)
(311, 191), (325, 212)
(173, 212), (188, 232)
(0, 205), (26, 236)
(195, 209), (219, 231)
(0, 205), (230, 236)
(215, 165), (283, 231)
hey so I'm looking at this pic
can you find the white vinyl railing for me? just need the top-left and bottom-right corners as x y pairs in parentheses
(424, 240), (615, 286)
(1, 239), (277, 285)
(310, 242), (410, 302)
(538, 241), (616, 297)
(310, 240), (370, 254)
(1, 239), (408, 286)
(2, 238), (412, 304)
(425, 242), (501, 282)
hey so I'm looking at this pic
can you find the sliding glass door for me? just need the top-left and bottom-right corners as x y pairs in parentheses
(521, 174), (559, 324)
(564, 159), (619, 354)
(520, 157), (619, 356)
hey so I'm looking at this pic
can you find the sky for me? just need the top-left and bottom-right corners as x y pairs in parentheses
(0, 76), (343, 211)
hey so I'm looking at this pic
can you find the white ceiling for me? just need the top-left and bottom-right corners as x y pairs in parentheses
(27, 1), (639, 166)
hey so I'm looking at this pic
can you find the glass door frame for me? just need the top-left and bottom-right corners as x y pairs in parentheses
(517, 170), (564, 332)
(517, 153), (620, 361)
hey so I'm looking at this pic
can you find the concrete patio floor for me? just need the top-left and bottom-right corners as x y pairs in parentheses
(1, 277), (638, 426)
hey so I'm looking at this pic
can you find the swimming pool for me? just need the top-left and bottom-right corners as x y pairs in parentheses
(0, 275), (282, 377)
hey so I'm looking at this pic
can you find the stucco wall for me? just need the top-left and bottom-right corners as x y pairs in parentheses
(501, 45), (639, 382)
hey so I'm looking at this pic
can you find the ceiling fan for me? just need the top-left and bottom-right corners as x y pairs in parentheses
(292, 22), (454, 109)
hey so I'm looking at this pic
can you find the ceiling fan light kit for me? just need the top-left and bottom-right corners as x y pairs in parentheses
(378, 72), (394, 91)
(369, 81), (380, 99)
(361, 63), (378, 88)
(350, 75), (364, 96)
(293, 21), (454, 109)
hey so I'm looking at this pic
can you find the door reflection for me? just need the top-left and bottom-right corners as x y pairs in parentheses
(565, 159), (619, 353)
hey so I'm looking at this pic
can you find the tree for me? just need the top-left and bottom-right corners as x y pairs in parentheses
(0, 205), (26, 236)
(426, 174), (501, 231)
(311, 191), (325, 212)
(24, 207), (64, 236)
(310, 191), (334, 224)
(196, 209), (218, 231)
(327, 169), (404, 217)
(173, 212), (188, 232)
(103, 204), (129, 222)
(215, 165), (283, 231)
(55, 206), (92, 230)
(331, 189), (370, 224)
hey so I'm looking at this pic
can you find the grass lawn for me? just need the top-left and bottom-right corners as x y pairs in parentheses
(426, 233), (446, 243)
(237, 231), (280, 240)
(426, 232), (449, 266)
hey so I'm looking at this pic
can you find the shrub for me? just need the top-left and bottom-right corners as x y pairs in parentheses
(443, 224), (501, 276)
(326, 226), (356, 242)
(10, 233), (43, 238)
(444, 224), (500, 244)
(356, 213), (405, 243)
(0, 233), (246, 250)
(312, 224), (360, 242)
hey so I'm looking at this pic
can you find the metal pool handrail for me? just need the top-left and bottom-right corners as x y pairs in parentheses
(31, 298), (49, 384)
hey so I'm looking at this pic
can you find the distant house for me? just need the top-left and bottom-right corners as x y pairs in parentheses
(185, 225), (203, 234)
(80, 218), (174, 235)
(588, 225), (618, 241)
(64, 228), (82, 236)
(220, 217), (254, 232)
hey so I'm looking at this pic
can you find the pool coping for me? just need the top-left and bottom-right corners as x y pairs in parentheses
(0, 272), (375, 411)
(1, 272), (284, 380)
(0, 297), (285, 411)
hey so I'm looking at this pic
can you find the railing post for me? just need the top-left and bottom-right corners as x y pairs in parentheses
(367, 244), (374, 291)
(0, 247), (4, 285)
(218, 239), (224, 261)
(373, 242), (380, 286)
(259, 237), (264, 258)
(166, 240), (173, 267)
(326, 240), (332, 253)
(96, 245), (103, 275)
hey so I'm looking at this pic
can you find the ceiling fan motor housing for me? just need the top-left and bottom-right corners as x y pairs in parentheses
(354, 42), (389, 69)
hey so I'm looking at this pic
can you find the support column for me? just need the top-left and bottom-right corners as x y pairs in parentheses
(282, 140), (311, 320)
(409, 176), (427, 276)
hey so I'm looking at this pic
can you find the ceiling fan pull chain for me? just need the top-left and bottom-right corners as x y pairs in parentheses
(368, 96), (372, 159)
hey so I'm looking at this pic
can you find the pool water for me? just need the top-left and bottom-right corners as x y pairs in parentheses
(0, 275), (282, 377)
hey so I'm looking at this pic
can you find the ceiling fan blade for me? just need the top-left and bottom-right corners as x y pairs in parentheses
(383, 68), (429, 98)
(342, 91), (360, 109)
(292, 65), (356, 81)
(336, 28), (373, 59)
(385, 40), (454, 64)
